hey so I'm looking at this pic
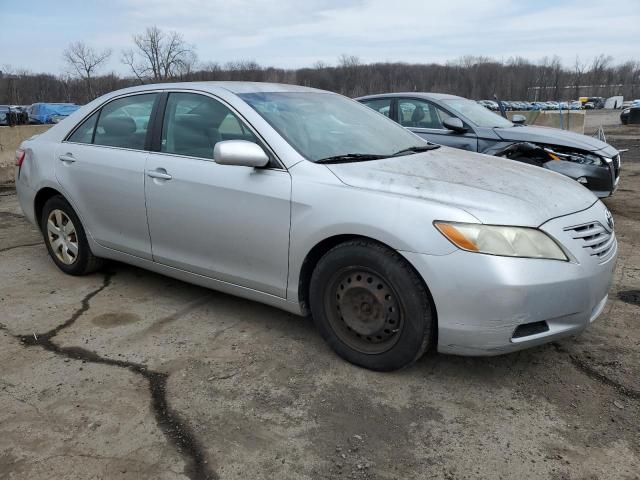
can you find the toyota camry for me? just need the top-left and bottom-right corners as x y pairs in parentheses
(15, 82), (616, 371)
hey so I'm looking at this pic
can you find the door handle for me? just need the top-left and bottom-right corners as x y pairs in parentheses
(147, 169), (172, 180)
(59, 154), (76, 163)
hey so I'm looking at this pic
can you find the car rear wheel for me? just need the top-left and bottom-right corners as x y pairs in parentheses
(309, 240), (434, 371)
(41, 195), (104, 275)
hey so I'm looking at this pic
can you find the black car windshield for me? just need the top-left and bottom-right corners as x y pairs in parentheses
(239, 92), (431, 162)
(442, 98), (513, 128)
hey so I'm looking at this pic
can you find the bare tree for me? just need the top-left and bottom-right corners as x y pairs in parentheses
(121, 26), (197, 83)
(572, 56), (587, 99)
(4, 53), (640, 105)
(63, 41), (112, 100)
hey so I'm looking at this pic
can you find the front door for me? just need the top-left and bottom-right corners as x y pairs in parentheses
(397, 98), (478, 151)
(144, 92), (292, 296)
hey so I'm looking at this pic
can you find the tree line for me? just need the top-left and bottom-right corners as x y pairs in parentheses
(2, 26), (639, 105)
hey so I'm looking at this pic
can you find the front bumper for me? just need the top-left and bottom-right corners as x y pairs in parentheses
(543, 152), (620, 198)
(402, 202), (617, 356)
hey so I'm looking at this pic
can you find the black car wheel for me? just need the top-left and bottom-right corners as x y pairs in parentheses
(309, 239), (434, 371)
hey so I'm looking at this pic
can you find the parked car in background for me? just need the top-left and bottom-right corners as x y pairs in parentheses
(478, 100), (499, 111)
(358, 92), (621, 197)
(0, 105), (9, 125)
(15, 82), (617, 371)
(620, 100), (640, 125)
(583, 97), (605, 110)
(28, 103), (80, 124)
(10, 106), (29, 124)
(0, 105), (29, 125)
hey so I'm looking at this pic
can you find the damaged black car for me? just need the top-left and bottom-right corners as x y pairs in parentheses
(357, 93), (621, 197)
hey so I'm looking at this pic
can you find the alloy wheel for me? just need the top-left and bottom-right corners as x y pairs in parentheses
(47, 209), (79, 265)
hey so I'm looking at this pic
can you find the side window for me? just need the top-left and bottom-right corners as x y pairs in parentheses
(218, 112), (254, 140)
(67, 110), (99, 144)
(94, 93), (157, 150)
(360, 98), (392, 118)
(161, 92), (259, 160)
(398, 99), (444, 129)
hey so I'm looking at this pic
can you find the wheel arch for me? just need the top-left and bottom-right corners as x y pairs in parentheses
(297, 234), (438, 346)
(34, 187), (64, 230)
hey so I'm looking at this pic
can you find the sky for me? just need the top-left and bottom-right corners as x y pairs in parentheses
(1, 0), (639, 75)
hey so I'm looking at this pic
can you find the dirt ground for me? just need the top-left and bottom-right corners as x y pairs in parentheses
(1, 118), (639, 480)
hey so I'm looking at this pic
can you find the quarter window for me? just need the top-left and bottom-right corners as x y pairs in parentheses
(67, 110), (99, 144)
(398, 99), (445, 129)
(93, 93), (157, 150)
(161, 92), (258, 160)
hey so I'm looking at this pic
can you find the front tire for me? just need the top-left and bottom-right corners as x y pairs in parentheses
(40, 195), (104, 275)
(309, 240), (434, 371)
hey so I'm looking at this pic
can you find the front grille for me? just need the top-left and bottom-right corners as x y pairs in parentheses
(564, 222), (615, 260)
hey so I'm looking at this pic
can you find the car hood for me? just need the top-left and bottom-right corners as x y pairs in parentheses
(326, 147), (598, 227)
(493, 125), (617, 156)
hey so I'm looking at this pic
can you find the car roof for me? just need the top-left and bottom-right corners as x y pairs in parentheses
(356, 92), (465, 101)
(100, 81), (325, 98)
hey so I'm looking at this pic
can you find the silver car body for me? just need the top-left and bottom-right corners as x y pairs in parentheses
(15, 82), (617, 356)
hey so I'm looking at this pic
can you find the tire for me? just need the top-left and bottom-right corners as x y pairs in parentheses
(309, 240), (434, 371)
(40, 195), (104, 275)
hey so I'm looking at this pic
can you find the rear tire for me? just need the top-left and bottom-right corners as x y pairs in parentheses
(40, 195), (104, 275)
(309, 240), (434, 371)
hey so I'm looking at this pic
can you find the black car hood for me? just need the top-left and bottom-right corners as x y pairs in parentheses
(493, 125), (617, 156)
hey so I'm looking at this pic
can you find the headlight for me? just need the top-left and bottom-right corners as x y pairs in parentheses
(572, 152), (604, 166)
(434, 222), (568, 261)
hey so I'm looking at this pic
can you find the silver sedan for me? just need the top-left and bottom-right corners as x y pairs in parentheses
(15, 82), (616, 371)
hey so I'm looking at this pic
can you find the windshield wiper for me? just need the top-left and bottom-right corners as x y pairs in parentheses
(391, 144), (440, 157)
(315, 153), (387, 164)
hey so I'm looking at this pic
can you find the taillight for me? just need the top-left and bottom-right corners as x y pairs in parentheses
(15, 149), (26, 167)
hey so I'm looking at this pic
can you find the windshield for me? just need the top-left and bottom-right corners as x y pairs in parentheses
(239, 92), (428, 162)
(442, 98), (513, 128)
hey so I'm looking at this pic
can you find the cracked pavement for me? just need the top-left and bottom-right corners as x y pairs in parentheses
(1, 135), (639, 479)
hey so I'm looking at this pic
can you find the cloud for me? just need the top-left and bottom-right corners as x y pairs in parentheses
(1, 0), (639, 73)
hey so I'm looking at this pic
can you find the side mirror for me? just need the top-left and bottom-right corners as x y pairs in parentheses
(443, 117), (467, 133)
(214, 140), (269, 168)
(511, 114), (527, 125)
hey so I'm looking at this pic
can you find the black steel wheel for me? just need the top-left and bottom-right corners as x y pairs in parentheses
(326, 267), (403, 354)
(309, 239), (434, 371)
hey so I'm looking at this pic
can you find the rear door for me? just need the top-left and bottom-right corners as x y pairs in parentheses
(55, 92), (159, 259)
(397, 98), (478, 151)
(144, 91), (292, 296)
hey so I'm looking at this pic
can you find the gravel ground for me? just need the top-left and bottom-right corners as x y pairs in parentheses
(0, 121), (639, 480)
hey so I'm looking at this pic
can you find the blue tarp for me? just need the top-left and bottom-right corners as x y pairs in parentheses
(29, 103), (80, 124)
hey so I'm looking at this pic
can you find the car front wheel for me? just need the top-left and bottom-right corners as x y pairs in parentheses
(309, 240), (434, 371)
